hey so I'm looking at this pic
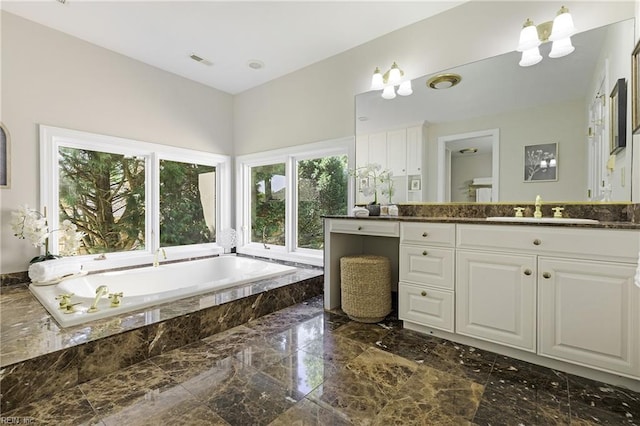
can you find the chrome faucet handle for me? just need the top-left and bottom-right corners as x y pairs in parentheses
(514, 207), (525, 217)
(552, 207), (564, 218)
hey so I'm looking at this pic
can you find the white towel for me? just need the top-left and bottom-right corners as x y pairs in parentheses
(29, 260), (83, 283)
(635, 251), (640, 289)
(352, 207), (370, 218)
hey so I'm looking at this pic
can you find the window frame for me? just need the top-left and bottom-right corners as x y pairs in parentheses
(235, 137), (354, 266)
(40, 125), (231, 272)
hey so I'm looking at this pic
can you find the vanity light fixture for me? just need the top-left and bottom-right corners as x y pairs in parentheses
(370, 62), (412, 100)
(427, 73), (462, 90)
(517, 6), (576, 67)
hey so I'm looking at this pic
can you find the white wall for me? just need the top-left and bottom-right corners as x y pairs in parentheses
(233, 1), (634, 157)
(0, 11), (234, 273)
(1, 1), (636, 273)
(451, 153), (492, 202)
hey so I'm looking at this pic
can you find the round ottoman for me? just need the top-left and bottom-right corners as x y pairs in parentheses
(340, 255), (391, 323)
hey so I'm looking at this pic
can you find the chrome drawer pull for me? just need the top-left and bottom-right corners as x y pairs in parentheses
(422, 232), (428, 237)
(524, 269), (532, 276)
(543, 272), (551, 279)
(533, 239), (541, 246)
(421, 291), (427, 296)
(422, 251), (428, 256)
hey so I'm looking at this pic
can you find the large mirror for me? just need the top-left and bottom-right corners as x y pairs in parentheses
(355, 18), (634, 203)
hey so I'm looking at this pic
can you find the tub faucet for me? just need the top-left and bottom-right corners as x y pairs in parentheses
(534, 195), (543, 218)
(88, 285), (109, 313)
(153, 248), (167, 267)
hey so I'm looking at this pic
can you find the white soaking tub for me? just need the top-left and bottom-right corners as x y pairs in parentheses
(28, 256), (296, 327)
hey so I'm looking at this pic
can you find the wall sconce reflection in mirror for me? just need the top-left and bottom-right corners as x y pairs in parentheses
(609, 78), (626, 154)
(524, 142), (557, 182)
(370, 62), (412, 100)
(516, 6), (576, 67)
(0, 122), (10, 189)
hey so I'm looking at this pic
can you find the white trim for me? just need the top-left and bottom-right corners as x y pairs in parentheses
(437, 128), (500, 202)
(235, 136), (354, 265)
(40, 125), (230, 271)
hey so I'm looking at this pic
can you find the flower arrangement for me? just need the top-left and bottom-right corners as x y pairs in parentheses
(350, 163), (394, 204)
(10, 205), (85, 263)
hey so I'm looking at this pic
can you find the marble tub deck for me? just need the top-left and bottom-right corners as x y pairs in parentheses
(2, 295), (639, 425)
(0, 265), (323, 414)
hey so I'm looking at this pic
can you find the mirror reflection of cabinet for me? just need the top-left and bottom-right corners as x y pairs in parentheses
(355, 124), (424, 204)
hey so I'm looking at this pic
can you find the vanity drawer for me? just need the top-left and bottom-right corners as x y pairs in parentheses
(456, 225), (640, 263)
(400, 222), (455, 247)
(399, 282), (454, 332)
(328, 219), (399, 237)
(399, 245), (454, 289)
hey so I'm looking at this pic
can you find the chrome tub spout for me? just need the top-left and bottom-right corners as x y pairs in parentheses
(88, 285), (109, 313)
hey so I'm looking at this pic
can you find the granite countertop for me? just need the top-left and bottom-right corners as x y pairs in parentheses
(323, 215), (640, 230)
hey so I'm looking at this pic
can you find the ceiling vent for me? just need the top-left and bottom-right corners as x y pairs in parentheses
(190, 54), (213, 66)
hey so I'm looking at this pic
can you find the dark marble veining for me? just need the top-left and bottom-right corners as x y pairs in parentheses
(0, 266), (323, 414)
(2, 296), (639, 425)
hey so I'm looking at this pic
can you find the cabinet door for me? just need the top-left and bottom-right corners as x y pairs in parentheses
(399, 282), (454, 332)
(456, 250), (537, 352)
(355, 134), (369, 170)
(538, 258), (639, 377)
(386, 129), (407, 176)
(368, 132), (387, 168)
(406, 126), (422, 175)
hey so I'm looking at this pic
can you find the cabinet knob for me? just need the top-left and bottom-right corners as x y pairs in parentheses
(524, 269), (532, 276)
(543, 272), (551, 279)
(421, 291), (427, 296)
(357, 226), (362, 231)
(422, 232), (428, 237)
(533, 239), (541, 246)
(422, 251), (428, 256)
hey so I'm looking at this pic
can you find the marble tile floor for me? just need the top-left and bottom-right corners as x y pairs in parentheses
(3, 295), (638, 426)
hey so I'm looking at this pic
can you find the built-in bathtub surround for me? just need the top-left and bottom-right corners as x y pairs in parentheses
(0, 266), (322, 413)
(398, 202), (639, 223)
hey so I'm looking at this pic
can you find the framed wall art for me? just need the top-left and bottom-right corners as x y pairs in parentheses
(632, 40), (640, 134)
(524, 142), (557, 182)
(0, 122), (10, 189)
(609, 78), (627, 154)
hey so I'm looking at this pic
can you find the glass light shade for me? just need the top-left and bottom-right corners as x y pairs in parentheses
(371, 68), (384, 91)
(517, 22), (541, 52)
(381, 86), (396, 100)
(397, 80), (413, 96)
(540, 160), (548, 169)
(519, 47), (542, 67)
(549, 8), (576, 41)
(549, 158), (557, 167)
(388, 63), (402, 85)
(549, 36), (575, 58)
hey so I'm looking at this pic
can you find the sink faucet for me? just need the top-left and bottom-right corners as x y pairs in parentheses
(534, 195), (543, 218)
(153, 248), (167, 267)
(88, 285), (109, 313)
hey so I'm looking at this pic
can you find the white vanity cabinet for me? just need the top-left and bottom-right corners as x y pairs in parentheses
(398, 222), (455, 332)
(456, 250), (537, 351)
(456, 224), (640, 378)
(538, 257), (639, 378)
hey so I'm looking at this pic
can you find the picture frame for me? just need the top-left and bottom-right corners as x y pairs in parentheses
(609, 78), (627, 154)
(0, 122), (10, 189)
(524, 142), (557, 182)
(410, 179), (421, 190)
(633, 40), (640, 134)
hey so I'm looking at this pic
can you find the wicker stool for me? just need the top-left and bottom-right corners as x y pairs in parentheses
(340, 255), (391, 323)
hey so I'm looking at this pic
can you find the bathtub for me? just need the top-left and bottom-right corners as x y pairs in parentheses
(28, 256), (296, 327)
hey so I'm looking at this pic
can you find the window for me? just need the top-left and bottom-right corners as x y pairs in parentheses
(236, 138), (354, 266)
(251, 163), (286, 246)
(41, 125), (231, 270)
